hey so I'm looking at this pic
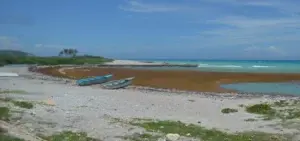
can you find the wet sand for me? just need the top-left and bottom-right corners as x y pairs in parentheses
(37, 67), (300, 93)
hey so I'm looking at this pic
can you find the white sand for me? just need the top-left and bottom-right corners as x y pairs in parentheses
(1, 66), (299, 140)
(104, 60), (163, 65)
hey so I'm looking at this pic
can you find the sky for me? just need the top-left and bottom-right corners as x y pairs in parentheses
(0, 0), (299, 60)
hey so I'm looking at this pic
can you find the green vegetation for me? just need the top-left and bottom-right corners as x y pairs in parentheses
(0, 49), (113, 66)
(0, 90), (28, 94)
(0, 107), (10, 121)
(246, 103), (275, 115)
(0, 134), (25, 141)
(0, 55), (112, 65)
(121, 133), (161, 141)
(245, 100), (300, 120)
(41, 131), (101, 141)
(12, 101), (34, 109)
(0, 50), (33, 57)
(58, 48), (78, 57)
(131, 120), (291, 141)
(221, 108), (238, 114)
(244, 118), (257, 122)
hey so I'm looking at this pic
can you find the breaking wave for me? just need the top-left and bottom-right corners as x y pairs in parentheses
(251, 65), (275, 68)
(197, 64), (243, 68)
(197, 64), (276, 69)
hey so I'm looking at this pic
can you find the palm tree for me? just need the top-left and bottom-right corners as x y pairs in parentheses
(58, 51), (63, 56)
(63, 49), (68, 56)
(58, 48), (78, 57)
(72, 49), (78, 57)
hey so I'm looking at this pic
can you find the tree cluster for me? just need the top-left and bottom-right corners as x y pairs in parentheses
(58, 49), (78, 57)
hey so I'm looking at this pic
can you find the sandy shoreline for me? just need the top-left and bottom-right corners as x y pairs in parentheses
(1, 64), (300, 140)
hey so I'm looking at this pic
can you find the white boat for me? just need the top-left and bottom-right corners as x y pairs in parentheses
(0, 72), (19, 77)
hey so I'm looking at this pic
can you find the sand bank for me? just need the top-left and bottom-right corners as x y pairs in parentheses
(104, 60), (163, 65)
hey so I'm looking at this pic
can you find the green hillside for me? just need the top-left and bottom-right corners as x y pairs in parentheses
(0, 50), (34, 57)
(0, 50), (112, 66)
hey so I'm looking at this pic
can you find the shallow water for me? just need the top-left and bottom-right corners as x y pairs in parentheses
(221, 82), (300, 95)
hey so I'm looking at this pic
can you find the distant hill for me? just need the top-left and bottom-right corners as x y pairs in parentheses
(0, 50), (34, 57)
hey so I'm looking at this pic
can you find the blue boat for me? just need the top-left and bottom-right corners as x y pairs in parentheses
(76, 74), (113, 86)
(101, 77), (134, 89)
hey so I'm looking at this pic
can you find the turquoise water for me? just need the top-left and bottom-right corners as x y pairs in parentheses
(138, 59), (300, 73)
(221, 82), (300, 95)
(135, 59), (300, 95)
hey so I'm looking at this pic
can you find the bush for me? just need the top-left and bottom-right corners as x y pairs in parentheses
(221, 108), (238, 114)
(246, 103), (275, 115)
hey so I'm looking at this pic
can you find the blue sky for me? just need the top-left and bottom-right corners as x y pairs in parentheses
(0, 0), (299, 59)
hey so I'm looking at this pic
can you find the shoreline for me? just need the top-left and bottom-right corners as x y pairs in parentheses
(1, 65), (300, 140)
(30, 65), (300, 99)
(37, 63), (300, 95)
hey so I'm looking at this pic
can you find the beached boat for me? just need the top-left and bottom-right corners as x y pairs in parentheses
(0, 72), (19, 77)
(76, 74), (113, 86)
(101, 77), (134, 89)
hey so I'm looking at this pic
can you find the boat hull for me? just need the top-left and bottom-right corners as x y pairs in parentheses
(76, 74), (113, 86)
(101, 77), (134, 89)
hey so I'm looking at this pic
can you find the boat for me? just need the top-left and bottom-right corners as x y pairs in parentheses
(101, 77), (134, 89)
(76, 74), (113, 86)
(0, 72), (19, 77)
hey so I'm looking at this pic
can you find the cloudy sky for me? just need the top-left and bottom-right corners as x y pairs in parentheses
(0, 0), (299, 59)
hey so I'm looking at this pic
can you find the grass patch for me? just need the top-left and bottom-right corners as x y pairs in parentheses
(221, 108), (238, 114)
(131, 120), (291, 141)
(0, 90), (27, 94)
(245, 103), (276, 120)
(246, 103), (275, 115)
(238, 104), (245, 108)
(0, 134), (25, 141)
(273, 100), (290, 107)
(244, 118), (257, 122)
(245, 101), (300, 120)
(188, 99), (195, 102)
(42, 131), (101, 141)
(12, 101), (34, 109)
(121, 133), (161, 141)
(0, 97), (13, 102)
(273, 99), (300, 107)
(0, 107), (10, 121)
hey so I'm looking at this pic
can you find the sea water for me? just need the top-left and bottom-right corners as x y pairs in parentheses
(221, 82), (300, 95)
(141, 59), (300, 73)
(135, 59), (300, 95)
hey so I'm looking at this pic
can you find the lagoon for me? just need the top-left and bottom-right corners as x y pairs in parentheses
(221, 82), (300, 95)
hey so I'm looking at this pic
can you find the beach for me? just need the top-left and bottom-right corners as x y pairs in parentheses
(1, 62), (300, 141)
(38, 61), (300, 93)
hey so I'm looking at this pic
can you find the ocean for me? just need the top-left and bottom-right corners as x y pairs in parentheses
(136, 59), (300, 95)
(139, 59), (300, 73)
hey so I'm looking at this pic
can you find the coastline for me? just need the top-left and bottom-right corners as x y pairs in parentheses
(37, 62), (300, 94)
(1, 65), (300, 140)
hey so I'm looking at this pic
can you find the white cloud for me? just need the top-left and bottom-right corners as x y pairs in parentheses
(244, 46), (287, 57)
(208, 16), (300, 28)
(181, 16), (300, 48)
(119, 0), (192, 12)
(0, 36), (22, 50)
(204, 0), (299, 15)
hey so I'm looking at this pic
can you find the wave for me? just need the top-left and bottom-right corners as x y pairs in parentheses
(197, 64), (243, 68)
(197, 64), (276, 69)
(251, 65), (275, 68)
